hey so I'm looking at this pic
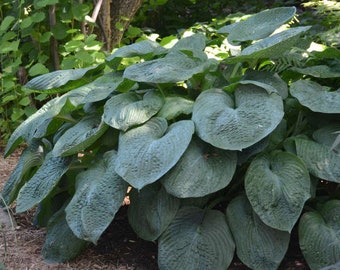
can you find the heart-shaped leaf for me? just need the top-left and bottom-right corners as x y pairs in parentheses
(157, 96), (194, 120)
(16, 152), (72, 212)
(313, 124), (340, 153)
(65, 151), (128, 244)
(103, 90), (164, 131)
(158, 206), (235, 270)
(220, 7), (296, 45)
(162, 137), (237, 198)
(170, 33), (206, 53)
(192, 86), (284, 150)
(114, 117), (194, 189)
(128, 182), (180, 241)
(299, 200), (340, 270)
(290, 80), (340, 113)
(227, 195), (290, 270)
(245, 151), (310, 231)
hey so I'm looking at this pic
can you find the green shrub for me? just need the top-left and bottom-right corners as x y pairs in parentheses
(2, 6), (340, 270)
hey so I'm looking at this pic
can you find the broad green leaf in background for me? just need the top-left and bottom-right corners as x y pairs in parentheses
(52, 115), (109, 157)
(286, 137), (340, 183)
(218, 7), (296, 45)
(114, 118), (194, 189)
(299, 200), (340, 270)
(42, 209), (88, 263)
(290, 80), (340, 113)
(16, 152), (72, 212)
(1, 140), (44, 206)
(157, 97), (194, 120)
(158, 206), (235, 270)
(128, 183), (180, 241)
(245, 151), (310, 232)
(65, 151), (128, 244)
(162, 137), (237, 198)
(290, 65), (340, 78)
(226, 195), (290, 270)
(123, 51), (209, 83)
(170, 33), (206, 53)
(103, 90), (164, 131)
(192, 86), (284, 150)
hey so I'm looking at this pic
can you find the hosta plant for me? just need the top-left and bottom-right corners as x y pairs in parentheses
(2, 7), (340, 270)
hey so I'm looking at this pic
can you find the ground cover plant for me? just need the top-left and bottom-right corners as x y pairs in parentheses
(1, 6), (340, 270)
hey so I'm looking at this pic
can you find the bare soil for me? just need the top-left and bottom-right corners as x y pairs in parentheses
(0, 147), (310, 270)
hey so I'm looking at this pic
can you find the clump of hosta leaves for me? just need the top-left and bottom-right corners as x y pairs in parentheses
(2, 6), (340, 270)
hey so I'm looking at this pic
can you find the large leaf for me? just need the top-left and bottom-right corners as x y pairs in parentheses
(1, 140), (44, 206)
(16, 152), (72, 212)
(158, 206), (235, 270)
(219, 7), (296, 45)
(162, 137), (237, 198)
(290, 65), (340, 78)
(123, 51), (208, 83)
(128, 183), (180, 241)
(313, 124), (340, 153)
(52, 115), (109, 157)
(226, 195), (290, 270)
(170, 33), (206, 53)
(103, 90), (164, 131)
(286, 137), (340, 183)
(114, 117), (194, 190)
(192, 86), (284, 150)
(24, 64), (104, 93)
(225, 26), (311, 64)
(42, 209), (88, 263)
(245, 151), (310, 232)
(157, 96), (194, 120)
(65, 151), (128, 244)
(299, 200), (340, 270)
(290, 80), (340, 113)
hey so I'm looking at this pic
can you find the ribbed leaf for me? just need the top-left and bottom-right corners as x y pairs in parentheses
(103, 90), (164, 131)
(114, 118), (194, 190)
(65, 151), (128, 244)
(227, 195), (290, 270)
(52, 115), (109, 157)
(313, 124), (340, 152)
(162, 137), (237, 198)
(245, 151), (310, 232)
(290, 137), (340, 183)
(128, 183), (180, 241)
(290, 65), (340, 78)
(221, 7), (296, 45)
(25, 64), (104, 93)
(290, 80), (340, 113)
(16, 152), (72, 212)
(1, 140), (44, 206)
(42, 209), (88, 263)
(299, 200), (340, 270)
(158, 206), (235, 270)
(123, 51), (208, 83)
(157, 97), (194, 120)
(192, 86), (284, 150)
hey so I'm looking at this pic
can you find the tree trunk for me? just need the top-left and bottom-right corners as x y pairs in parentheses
(99, 0), (143, 51)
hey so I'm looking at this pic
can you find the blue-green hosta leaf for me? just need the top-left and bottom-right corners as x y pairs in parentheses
(192, 86), (284, 150)
(128, 183), (180, 241)
(221, 7), (296, 45)
(227, 195), (290, 270)
(103, 90), (164, 131)
(16, 152), (72, 212)
(123, 51), (208, 83)
(115, 118), (194, 189)
(170, 33), (206, 53)
(25, 64), (104, 93)
(290, 65), (340, 78)
(65, 151), (128, 244)
(290, 80), (340, 113)
(299, 200), (340, 270)
(157, 97), (194, 120)
(162, 137), (237, 198)
(226, 26), (311, 64)
(1, 140), (44, 206)
(289, 137), (340, 183)
(245, 151), (310, 232)
(42, 209), (88, 263)
(52, 115), (109, 157)
(313, 124), (340, 153)
(158, 206), (235, 270)
(106, 39), (167, 68)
